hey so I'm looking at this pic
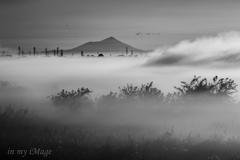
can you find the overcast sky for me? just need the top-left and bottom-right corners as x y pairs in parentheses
(1, 0), (240, 52)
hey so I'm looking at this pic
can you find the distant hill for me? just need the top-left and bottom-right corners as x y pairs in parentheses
(65, 37), (148, 54)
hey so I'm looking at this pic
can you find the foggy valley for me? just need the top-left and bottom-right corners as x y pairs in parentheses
(2, 32), (240, 159)
(2, 0), (240, 158)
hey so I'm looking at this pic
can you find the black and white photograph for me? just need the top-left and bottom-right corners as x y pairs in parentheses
(1, 0), (240, 159)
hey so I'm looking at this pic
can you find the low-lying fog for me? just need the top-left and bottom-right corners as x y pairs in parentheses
(1, 56), (240, 99)
(1, 31), (240, 139)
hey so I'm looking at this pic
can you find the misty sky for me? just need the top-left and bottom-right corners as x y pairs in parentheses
(1, 0), (240, 52)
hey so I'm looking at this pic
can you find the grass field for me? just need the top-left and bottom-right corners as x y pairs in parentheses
(1, 76), (240, 160)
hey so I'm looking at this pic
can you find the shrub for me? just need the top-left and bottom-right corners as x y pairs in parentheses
(95, 82), (165, 112)
(0, 80), (24, 90)
(163, 92), (182, 107)
(0, 104), (28, 128)
(119, 82), (164, 105)
(49, 87), (94, 111)
(174, 76), (238, 105)
(96, 91), (120, 109)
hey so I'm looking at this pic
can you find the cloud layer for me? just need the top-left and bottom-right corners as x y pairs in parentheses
(0, 45), (16, 55)
(146, 31), (240, 68)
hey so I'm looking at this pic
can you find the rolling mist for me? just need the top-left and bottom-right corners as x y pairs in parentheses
(1, 31), (240, 141)
(147, 31), (240, 68)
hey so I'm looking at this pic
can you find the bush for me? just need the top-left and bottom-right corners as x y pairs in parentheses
(49, 76), (238, 112)
(96, 91), (120, 110)
(0, 105), (28, 130)
(49, 87), (94, 111)
(95, 82), (166, 114)
(0, 80), (25, 91)
(119, 82), (164, 105)
(174, 76), (238, 105)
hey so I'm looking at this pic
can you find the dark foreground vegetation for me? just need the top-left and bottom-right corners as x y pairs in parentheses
(1, 76), (240, 160)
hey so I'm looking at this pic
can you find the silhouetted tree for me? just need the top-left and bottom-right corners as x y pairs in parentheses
(45, 48), (48, 56)
(18, 46), (21, 56)
(57, 47), (59, 56)
(33, 47), (36, 56)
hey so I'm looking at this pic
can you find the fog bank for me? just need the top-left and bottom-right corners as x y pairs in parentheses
(147, 31), (240, 68)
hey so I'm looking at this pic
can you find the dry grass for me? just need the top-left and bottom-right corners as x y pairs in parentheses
(1, 76), (240, 159)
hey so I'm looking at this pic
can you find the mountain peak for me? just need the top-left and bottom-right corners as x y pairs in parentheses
(102, 36), (117, 41)
(68, 36), (147, 53)
(108, 36), (116, 39)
